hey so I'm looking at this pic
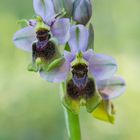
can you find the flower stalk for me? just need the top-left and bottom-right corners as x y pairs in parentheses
(64, 109), (81, 140)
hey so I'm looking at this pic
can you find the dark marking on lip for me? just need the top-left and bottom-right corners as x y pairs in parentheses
(32, 28), (56, 62)
(67, 78), (96, 99)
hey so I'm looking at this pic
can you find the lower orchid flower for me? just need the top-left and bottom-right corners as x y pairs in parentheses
(13, 0), (70, 73)
(41, 24), (126, 123)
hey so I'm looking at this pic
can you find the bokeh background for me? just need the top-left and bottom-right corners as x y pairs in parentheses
(0, 0), (140, 140)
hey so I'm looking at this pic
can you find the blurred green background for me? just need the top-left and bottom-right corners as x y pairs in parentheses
(0, 0), (139, 140)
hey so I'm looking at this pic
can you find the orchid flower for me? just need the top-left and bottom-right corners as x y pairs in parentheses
(13, 0), (70, 73)
(12, 0), (126, 137)
(41, 25), (126, 123)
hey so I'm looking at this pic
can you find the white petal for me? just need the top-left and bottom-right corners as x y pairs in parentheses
(87, 51), (118, 81)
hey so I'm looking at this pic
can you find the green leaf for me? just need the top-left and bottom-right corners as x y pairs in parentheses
(86, 92), (101, 113)
(92, 100), (115, 124)
(62, 95), (80, 115)
(88, 23), (94, 50)
(46, 57), (65, 72)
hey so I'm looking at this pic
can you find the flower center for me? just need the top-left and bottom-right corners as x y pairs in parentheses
(72, 63), (88, 89)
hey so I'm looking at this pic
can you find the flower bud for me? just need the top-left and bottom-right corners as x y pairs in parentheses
(52, 0), (73, 18)
(73, 0), (92, 25)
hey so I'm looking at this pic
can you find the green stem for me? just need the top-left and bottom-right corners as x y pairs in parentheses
(60, 83), (81, 140)
(64, 108), (81, 140)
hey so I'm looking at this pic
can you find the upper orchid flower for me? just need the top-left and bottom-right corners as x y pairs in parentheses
(13, 0), (70, 52)
(13, 0), (70, 72)
(41, 25), (126, 123)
